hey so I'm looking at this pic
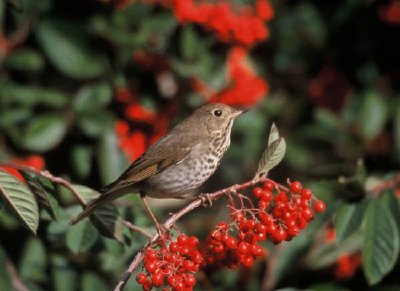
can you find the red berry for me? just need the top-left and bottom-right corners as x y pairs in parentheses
(183, 260), (195, 271)
(258, 200), (268, 210)
(302, 207), (314, 221)
(258, 212), (273, 225)
(274, 192), (288, 203)
(136, 273), (147, 285)
(144, 261), (157, 273)
(151, 273), (164, 287)
(177, 234), (188, 245)
(169, 242), (179, 253)
(167, 275), (177, 287)
(237, 242), (250, 254)
(301, 188), (312, 200)
(290, 181), (302, 193)
(188, 236), (199, 247)
(251, 244), (264, 256)
(261, 190), (273, 202)
(255, 231), (266, 241)
(190, 250), (203, 264)
(314, 200), (326, 213)
(223, 235), (237, 249)
(288, 226), (300, 237)
(273, 228), (287, 242)
(184, 274), (196, 287)
(145, 248), (158, 261)
(241, 255), (254, 267)
(253, 187), (263, 198)
(297, 217), (307, 229)
(263, 181), (275, 191)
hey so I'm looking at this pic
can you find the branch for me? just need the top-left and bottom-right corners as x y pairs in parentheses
(113, 177), (274, 291)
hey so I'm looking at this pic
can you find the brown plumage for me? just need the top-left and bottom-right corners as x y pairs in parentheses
(70, 103), (245, 225)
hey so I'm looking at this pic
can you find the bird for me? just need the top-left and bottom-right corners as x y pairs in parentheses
(70, 103), (246, 227)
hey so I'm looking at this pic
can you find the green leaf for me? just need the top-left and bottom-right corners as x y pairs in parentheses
(71, 145), (92, 180)
(0, 244), (13, 291)
(4, 49), (45, 72)
(0, 169), (39, 234)
(73, 81), (112, 114)
(257, 137), (286, 177)
(51, 255), (78, 291)
(98, 130), (126, 185)
(72, 185), (124, 243)
(20, 171), (57, 219)
(36, 18), (109, 79)
(81, 272), (108, 291)
(358, 91), (388, 140)
(0, 81), (69, 108)
(66, 219), (98, 254)
(77, 111), (115, 138)
(23, 114), (67, 152)
(334, 200), (367, 242)
(362, 197), (399, 285)
(19, 238), (47, 282)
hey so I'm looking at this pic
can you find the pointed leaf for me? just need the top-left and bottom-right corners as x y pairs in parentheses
(257, 137), (286, 176)
(23, 114), (67, 152)
(0, 169), (39, 234)
(66, 219), (98, 254)
(72, 185), (124, 243)
(268, 122), (280, 147)
(36, 18), (109, 79)
(20, 170), (56, 219)
(362, 197), (399, 285)
(334, 200), (367, 242)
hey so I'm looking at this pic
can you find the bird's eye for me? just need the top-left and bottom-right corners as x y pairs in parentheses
(213, 109), (222, 117)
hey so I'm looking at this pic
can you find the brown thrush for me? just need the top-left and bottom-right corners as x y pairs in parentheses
(70, 103), (245, 226)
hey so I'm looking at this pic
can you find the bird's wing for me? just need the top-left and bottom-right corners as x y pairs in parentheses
(101, 140), (193, 194)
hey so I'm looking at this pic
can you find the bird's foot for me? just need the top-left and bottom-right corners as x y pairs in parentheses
(199, 193), (213, 208)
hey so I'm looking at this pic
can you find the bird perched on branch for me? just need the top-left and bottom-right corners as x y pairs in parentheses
(70, 103), (246, 230)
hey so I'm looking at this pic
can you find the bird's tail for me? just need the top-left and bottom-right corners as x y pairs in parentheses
(69, 192), (115, 225)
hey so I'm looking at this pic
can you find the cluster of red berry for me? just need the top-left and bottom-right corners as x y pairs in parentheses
(174, 0), (273, 46)
(202, 180), (326, 268)
(203, 219), (266, 269)
(136, 234), (203, 291)
(254, 180), (326, 243)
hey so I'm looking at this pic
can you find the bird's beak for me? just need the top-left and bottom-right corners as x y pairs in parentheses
(234, 108), (248, 117)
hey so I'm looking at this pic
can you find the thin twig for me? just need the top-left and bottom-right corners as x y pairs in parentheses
(121, 220), (153, 240)
(113, 178), (270, 291)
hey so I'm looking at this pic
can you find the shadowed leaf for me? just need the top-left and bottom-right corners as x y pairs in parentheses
(72, 185), (124, 243)
(20, 170), (56, 219)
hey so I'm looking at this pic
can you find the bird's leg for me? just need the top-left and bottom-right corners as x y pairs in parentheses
(140, 192), (164, 237)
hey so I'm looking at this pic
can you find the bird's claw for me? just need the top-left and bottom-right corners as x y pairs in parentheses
(199, 193), (213, 208)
